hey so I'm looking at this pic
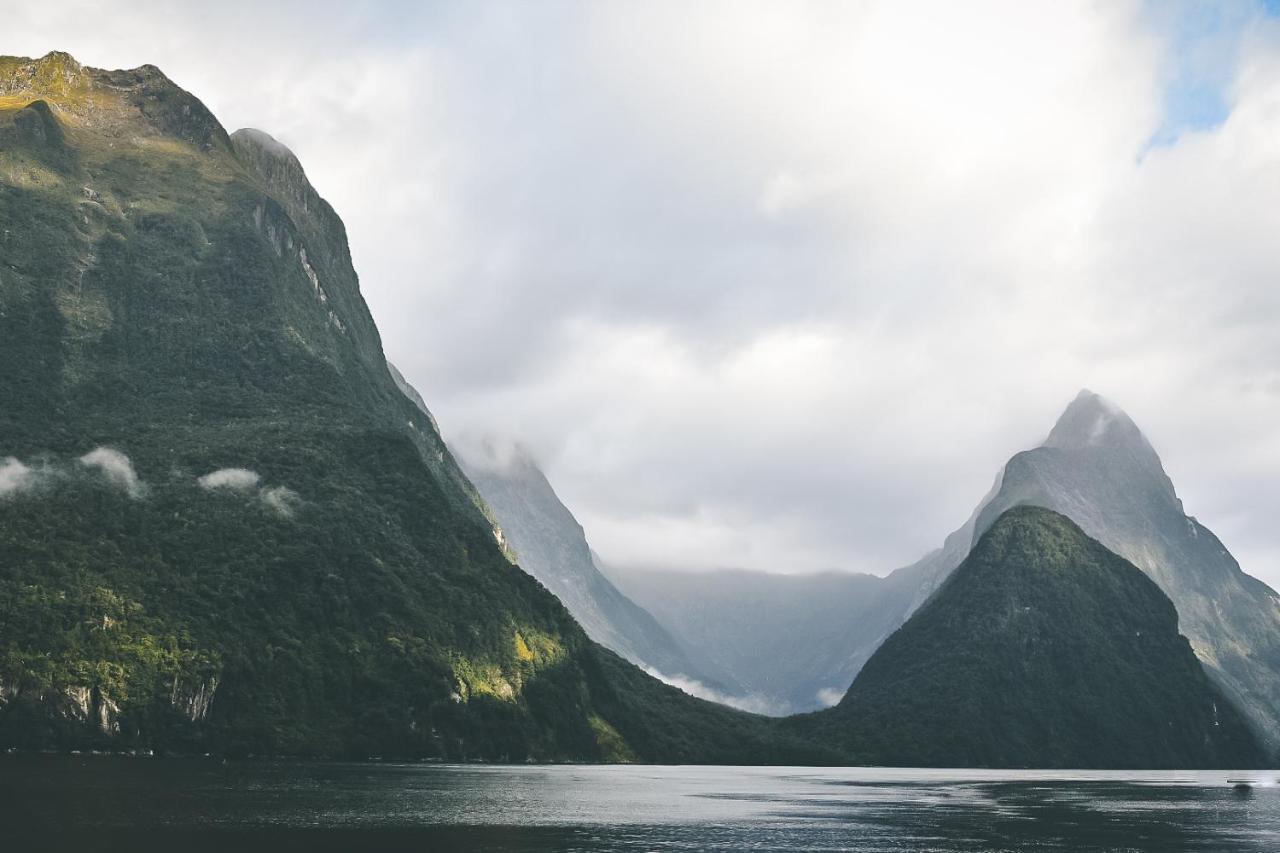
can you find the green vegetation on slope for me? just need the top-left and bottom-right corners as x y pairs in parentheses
(970, 390), (1280, 755)
(2, 53), (1261, 770)
(453, 442), (724, 693)
(795, 506), (1263, 769)
(0, 52), (833, 763)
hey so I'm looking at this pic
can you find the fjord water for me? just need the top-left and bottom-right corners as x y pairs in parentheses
(7, 758), (1279, 852)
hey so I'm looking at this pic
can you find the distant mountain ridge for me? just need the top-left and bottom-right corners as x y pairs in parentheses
(605, 566), (891, 714)
(440, 433), (898, 716)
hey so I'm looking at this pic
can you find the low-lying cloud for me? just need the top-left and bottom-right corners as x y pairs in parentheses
(2, 450), (142, 498)
(196, 466), (300, 518)
(2, 450), (301, 518)
(449, 434), (530, 476)
(0, 457), (36, 497)
(198, 468), (261, 491)
(642, 666), (792, 717)
(260, 485), (300, 518)
(78, 447), (144, 498)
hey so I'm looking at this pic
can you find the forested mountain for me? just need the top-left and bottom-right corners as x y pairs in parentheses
(862, 391), (1280, 753)
(1, 50), (1268, 769)
(592, 390), (1280, 748)
(798, 507), (1263, 769)
(967, 391), (1280, 752)
(0, 51), (831, 764)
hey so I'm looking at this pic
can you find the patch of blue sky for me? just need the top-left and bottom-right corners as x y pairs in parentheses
(1143, 0), (1278, 150)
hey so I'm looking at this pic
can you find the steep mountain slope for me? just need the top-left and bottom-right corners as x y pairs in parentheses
(803, 507), (1263, 769)
(426, 432), (724, 691)
(623, 389), (1280, 741)
(815, 390), (1280, 754)
(0, 51), (833, 763)
(969, 392), (1280, 752)
(605, 566), (896, 714)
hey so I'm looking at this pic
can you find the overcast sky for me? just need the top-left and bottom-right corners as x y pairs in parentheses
(9, 1), (1280, 585)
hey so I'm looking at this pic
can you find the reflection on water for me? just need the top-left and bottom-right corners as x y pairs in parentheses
(4, 757), (1279, 852)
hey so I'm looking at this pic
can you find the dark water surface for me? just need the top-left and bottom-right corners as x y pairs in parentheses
(4, 756), (1279, 852)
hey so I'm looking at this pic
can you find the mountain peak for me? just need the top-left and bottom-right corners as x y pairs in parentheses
(38, 49), (78, 65)
(1042, 389), (1145, 452)
(1, 51), (91, 100)
(30, 50), (84, 81)
(1, 51), (227, 151)
(825, 505), (1264, 768)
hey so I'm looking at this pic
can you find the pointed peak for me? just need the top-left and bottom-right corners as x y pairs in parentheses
(1042, 389), (1144, 451)
(1, 50), (91, 98)
(37, 50), (82, 72)
(2, 52), (229, 151)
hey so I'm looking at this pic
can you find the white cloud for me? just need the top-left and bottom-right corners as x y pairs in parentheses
(195, 468), (297, 517)
(449, 434), (541, 478)
(641, 666), (791, 717)
(78, 447), (143, 498)
(197, 468), (261, 491)
(8, 2), (1280, 586)
(814, 688), (845, 709)
(0, 458), (36, 497)
(260, 485), (300, 519)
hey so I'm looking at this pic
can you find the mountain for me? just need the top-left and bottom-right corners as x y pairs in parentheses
(422, 434), (727, 694)
(802, 506), (1263, 769)
(448, 436), (924, 716)
(605, 566), (898, 714)
(809, 390), (1280, 754)
(0, 51), (834, 764)
(619, 389), (1280, 742)
(4, 50), (1269, 769)
(968, 391), (1280, 753)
